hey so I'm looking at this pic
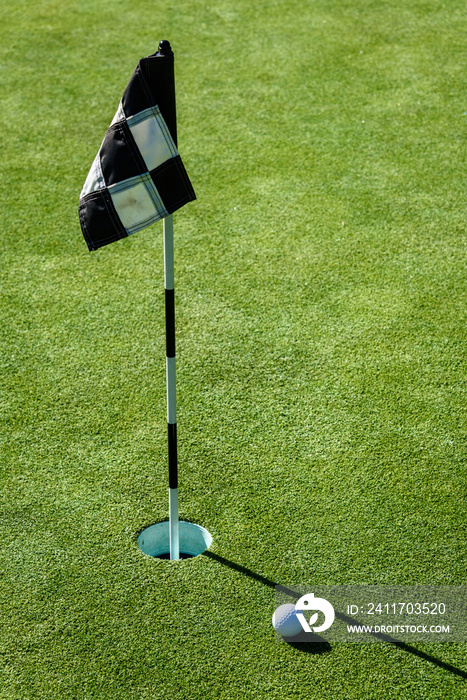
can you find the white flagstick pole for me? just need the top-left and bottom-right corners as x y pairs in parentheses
(163, 213), (179, 560)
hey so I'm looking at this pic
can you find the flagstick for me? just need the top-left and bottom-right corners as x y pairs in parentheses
(164, 213), (179, 560)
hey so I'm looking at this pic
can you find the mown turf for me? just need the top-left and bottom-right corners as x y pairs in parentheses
(0, 0), (466, 698)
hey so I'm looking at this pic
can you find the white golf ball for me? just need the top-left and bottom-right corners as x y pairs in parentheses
(272, 603), (302, 637)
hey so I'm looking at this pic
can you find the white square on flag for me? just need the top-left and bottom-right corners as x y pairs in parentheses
(109, 176), (165, 231)
(127, 107), (175, 172)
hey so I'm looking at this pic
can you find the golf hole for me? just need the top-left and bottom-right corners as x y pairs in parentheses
(137, 521), (212, 560)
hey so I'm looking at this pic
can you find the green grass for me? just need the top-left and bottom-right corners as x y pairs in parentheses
(1, 0), (466, 697)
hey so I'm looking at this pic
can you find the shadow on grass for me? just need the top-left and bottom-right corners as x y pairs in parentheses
(202, 551), (467, 677)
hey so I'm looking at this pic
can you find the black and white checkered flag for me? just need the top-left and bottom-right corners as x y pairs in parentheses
(79, 45), (196, 251)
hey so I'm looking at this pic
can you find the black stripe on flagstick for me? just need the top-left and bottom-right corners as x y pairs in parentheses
(168, 423), (178, 488)
(165, 288), (175, 358)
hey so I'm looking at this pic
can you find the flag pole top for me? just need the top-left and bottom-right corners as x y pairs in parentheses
(157, 39), (172, 56)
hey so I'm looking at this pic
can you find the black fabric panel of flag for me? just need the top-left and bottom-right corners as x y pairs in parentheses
(100, 120), (147, 186)
(122, 67), (154, 123)
(79, 189), (127, 251)
(141, 56), (177, 146)
(150, 156), (196, 213)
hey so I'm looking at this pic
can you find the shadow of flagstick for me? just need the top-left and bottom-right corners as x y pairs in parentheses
(202, 550), (330, 654)
(202, 551), (467, 677)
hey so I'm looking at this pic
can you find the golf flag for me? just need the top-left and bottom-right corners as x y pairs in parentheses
(79, 45), (196, 251)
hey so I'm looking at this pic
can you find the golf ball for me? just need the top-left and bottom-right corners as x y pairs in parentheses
(272, 603), (302, 637)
